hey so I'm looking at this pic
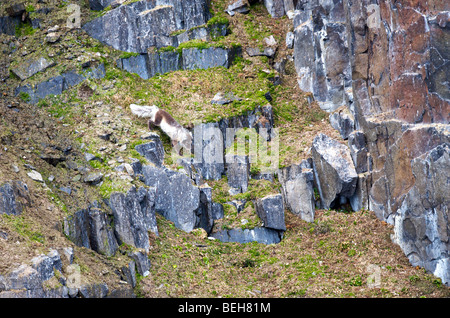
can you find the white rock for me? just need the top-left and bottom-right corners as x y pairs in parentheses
(27, 170), (43, 182)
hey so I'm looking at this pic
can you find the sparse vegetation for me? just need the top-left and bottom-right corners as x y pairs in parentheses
(0, 0), (447, 300)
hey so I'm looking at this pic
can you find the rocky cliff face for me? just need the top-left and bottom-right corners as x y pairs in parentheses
(284, 0), (449, 284)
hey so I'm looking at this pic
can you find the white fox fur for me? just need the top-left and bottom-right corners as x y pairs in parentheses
(130, 104), (192, 155)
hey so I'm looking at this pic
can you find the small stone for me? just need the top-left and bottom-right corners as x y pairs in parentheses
(83, 173), (103, 185)
(264, 35), (277, 46)
(27, 170), (43, 182)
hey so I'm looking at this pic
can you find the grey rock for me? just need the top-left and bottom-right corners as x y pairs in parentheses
(278, 163), (315, 222)
(14, 64), (104, 104)
(246, 47), (276, 58)
(121, 261), (137, 288)
(226, 0), (250, 16)
(392, 143), (450, 286)
(11, 57), (55, 81)
(31, 255), (55, 282)
(6, 265), (42, 291)
(85, 152), (102, 162)
(263, 0), (285, 18)
(347, 131), (368, 174)
(192, 122), (225, 180)
(83, 173), (103, 185)
(88, 207), (119, 256)
(0, 16), (20, 36)
(212, 202), (224, 220)
(134, 140), (165, 167)
(128, 250), (150, 277)
(195, 186), (214, 234)
(64, 209), (91, 250)
(118, 46), (241, 79)
(211, 227), (283, 244)
(255, 194), (286, 231)
(62, 71), (85, 90)
(88, 0), (115, 11)
(349, 172), (370, 212)
(109, 187), (153, 251)
(35, 75), (65, 100)
(79, 283), (109, 298)
(0, 181), (29, 216)
(285, 31), (294, 49)
(311, 133), (358, 210)
(6, 3), (26, 17)
(182, 46), (242, 70)
(83, 0), (210, 53)
(329, 107), (355, 140)
(292, 1), (352, 112)
(225, 155), (249, 194)
(63, 203), (118, 256)
(142, 165), (200, 232)
(83, 63), (106, 79)
(226, 199), (246, 213)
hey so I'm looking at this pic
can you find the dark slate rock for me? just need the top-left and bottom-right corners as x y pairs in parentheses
(128, 250), (150, 277)
(211, 227), (283, 244)
(117, 54), (151, 80)
(82, 0), (211, 53)
(135, 186), (158, 236)
(347, 131), (368, 174)
(14, 85), (37, 104)
(225, 155), (249, 194)
(31, 255), (55, 282)
(225, 0), (250, 16)
(62, 71), (85, 90)
(212, 202), (224, 220)
(79, 283), (109, 298)
(311, 133), (358, 209)
(121, 260), (136, 288)
(59, 186), (72, 195)
(195, 186), (214, 234)
(88, 0), (115, 11)
(192, 122), (225, 180)
(134, 140), (165, 167)
(83, 172), (104, 185)
(6, 3), (26, 17)
(87, 207), (119, 256)
(63, 202), (118, 256)
(255, 194), (286, 231)
(85, 152), (102, 162)
(142, 165), (200, 232)
(35, 75), (65, 100)
(6, 265), (42, 291)
(278, 162), (315, 222)
(182, 46), (242, 70)
(109, 187), (151, 251)
(263, 0), (286, 18)
(84, 63), (106, 79)
(0, 181), (29, 216)
(63, 209), (91, 249)
(11, 57), (55, 81)
(0, 16), (20, 35)
(329, 108), (355, 140)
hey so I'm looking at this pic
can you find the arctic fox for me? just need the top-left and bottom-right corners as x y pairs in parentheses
(130, 104), (192, 155)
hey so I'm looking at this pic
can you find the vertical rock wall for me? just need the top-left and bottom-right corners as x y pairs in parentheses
(288, 0), (450, 284)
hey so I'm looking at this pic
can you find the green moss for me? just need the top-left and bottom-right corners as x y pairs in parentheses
(119, 52), (141, 59)
(207, 16), (229, 27)
(15, 22), (37, 37)
(3, 214), (45, 244)
(18, 91), (31, 102)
